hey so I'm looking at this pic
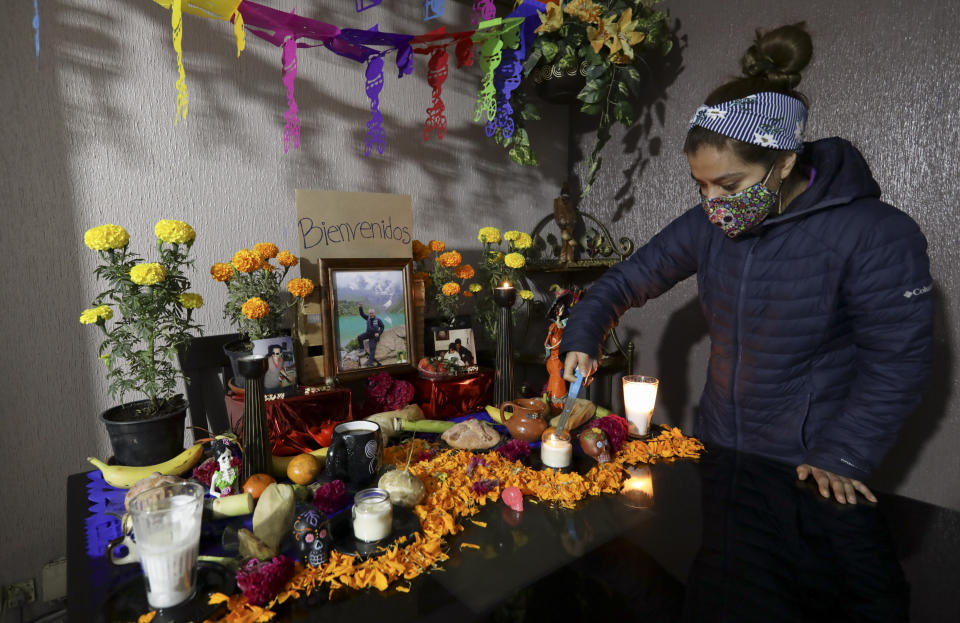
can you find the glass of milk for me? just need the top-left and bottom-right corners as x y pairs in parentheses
(352, 488), (393, 542)
(128, 482), (205, 609)
(622, 375), (659, 437)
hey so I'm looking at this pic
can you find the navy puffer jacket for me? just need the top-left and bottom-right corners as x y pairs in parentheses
(562, 138), (934, 479)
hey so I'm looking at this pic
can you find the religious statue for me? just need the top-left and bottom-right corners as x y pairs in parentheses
(544, 287), (583, 413)
(553, 183), (579, 265)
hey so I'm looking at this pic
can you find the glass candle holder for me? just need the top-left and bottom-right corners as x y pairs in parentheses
(540, 429), (572, 469)
(352, 488), (392, 542)
(493, 282), (516, 406)
(622, 375), (659, 437)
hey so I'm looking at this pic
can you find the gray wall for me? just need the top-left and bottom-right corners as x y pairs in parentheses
(570, 0), (959, 511)
(0, 0), (566, 608)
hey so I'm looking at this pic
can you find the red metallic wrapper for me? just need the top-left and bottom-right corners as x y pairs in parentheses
(226, 388), (352, 456)
(412, 369), (494, 420)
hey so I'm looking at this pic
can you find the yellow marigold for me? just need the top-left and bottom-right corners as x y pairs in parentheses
(492, 251), (505, 263)
(129, 262), (166, 285)
(287, 277), (315, 298)
(441, 282), (460, 296)
(438, 251), (462, 268)
(478, 227), (502, 244)
(154, 219), (195, 245)
(241, 297), (269, 319)
(178, 293), (204, 309)
(79, 305), (112, 325)
(84, 224), (130, 251)
(412, 240), (431, 261)
(503, 230), (521, 242)
(513, 232), (533, 250)
(454, 264), (475, 280)
(504, 252), (526, 269)
(253, 242), (279, 259)
(232, 248), (263, 273)
(262, 262), (275, 273)
(519, 289), (534, 301)
(276, 250), (298, 268)
(210, 262), (233, 282)
(468, 283), (482, 293)
(429, 240), (446, 253)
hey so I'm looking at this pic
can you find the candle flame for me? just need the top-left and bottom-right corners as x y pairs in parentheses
(501, 281), (510, 288)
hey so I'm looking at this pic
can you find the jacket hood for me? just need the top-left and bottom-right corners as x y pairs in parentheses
(765, 137), (882, 226)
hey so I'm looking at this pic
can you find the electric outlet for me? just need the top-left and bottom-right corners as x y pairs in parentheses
(42, 559), (67, 602)
(2, 579), (36, 609)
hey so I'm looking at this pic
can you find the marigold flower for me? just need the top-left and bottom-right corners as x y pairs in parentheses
(79, 305), (113, 325)
(154, 219), (195, 245)
(262, 262), (275, 273)
(210, 262), (233, 282)
(478, 227), (502, 244)
(513, 233), (533, 250)
(129, 262), (166, 285)
(178, 293), (204, 309)
(492, 251), (505, 263)
(438, 251), (462, 268)
(287, 277), (315, 298)
(241, 297), (270, 319)
(441, 282), (460, 296)
(463, 290), (474, 298)
(428, 240), (446, 253)
(468, 283), (482, 293)
(454, 264), (475, 280)
(503, 230), (521, 242)
(232, 249), (263, 273)
(276, 250), (298, 267)
(519, 289), (534, 301)
(412, 240), (431, 261)
(504, 252), (526, 269)
(253, 242), (279, 259)
(84, 224), (130, 251)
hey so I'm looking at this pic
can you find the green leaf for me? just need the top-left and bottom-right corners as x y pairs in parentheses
(580, 102), (602, 116)
(540, 40), (559, 63)
(521, 103), (542, 121)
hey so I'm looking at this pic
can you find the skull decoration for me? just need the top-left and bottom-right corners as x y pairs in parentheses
(579, 428), (612, 464)
(292, 509), (331, 568)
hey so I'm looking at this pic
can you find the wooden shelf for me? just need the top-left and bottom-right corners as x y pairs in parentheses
(526, 258), (619, 273)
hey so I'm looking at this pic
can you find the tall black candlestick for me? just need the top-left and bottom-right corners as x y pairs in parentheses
(237, 355), (271, 482)
(493, 285), (517, 406)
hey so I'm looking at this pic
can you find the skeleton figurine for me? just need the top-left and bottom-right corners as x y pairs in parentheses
(579, 427), (612, 464)
(210, 438), (240, 498)
(292, 509), (332, 568)
(553, 183), (578, 264)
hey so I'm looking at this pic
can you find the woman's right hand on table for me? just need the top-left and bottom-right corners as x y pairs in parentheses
(563, 351), (598, 382)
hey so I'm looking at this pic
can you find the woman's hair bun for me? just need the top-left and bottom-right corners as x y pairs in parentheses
(740, 22), (812, 90)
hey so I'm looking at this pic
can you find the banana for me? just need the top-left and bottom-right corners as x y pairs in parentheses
(485, 405), (504, 424)
(270, 447), (328, 479)
(88, 443), (205, 489)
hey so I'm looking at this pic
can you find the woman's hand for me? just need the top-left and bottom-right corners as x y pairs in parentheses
(563, 351), (598, 382)
(796, 463), (877, 504)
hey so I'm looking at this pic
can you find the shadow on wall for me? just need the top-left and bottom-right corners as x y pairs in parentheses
(656, 297), (708, 431)
(568, 18), (687, 210)
(874, 286), (954, 493)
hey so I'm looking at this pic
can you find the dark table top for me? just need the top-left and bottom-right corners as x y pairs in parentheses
(67, 450), (960, 623)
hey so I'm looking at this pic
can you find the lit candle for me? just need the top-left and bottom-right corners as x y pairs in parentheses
(494, 281), (517, 306)
(621, 465), (653, 508)
(622, 375), (659, 437)
(540, 429), (572, 469)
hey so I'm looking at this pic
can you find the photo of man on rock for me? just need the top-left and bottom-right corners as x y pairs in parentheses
(356, 306), (385, 367)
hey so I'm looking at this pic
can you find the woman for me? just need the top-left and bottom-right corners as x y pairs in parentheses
(562, 23), (933, 505)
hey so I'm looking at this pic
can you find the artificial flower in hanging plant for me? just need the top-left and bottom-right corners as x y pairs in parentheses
(80, 220), (203, 417)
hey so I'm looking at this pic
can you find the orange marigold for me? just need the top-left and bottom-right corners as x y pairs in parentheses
(241, 297), (269, 319)
(454, 264), (475, 279)
(438, 251), (462, 268)
(262, 262), (275, 272)
(276, 250), (298, 268)
(463, 290), (474, 297)
(428, 240), (445, 253)
(441, 282), (460, 296)
(287, 277), (315, 298)
(232, 249), (263, 273)
(210, 262), (233, 282)
(253, 242), (279, 259)
(412, 240), (431, 261)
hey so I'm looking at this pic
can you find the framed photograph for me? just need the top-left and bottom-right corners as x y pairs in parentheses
(319, 258), (417, 381)
(251, 334), (297, 396)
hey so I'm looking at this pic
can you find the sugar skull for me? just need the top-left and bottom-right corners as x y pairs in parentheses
(579, 428), (612, 464)
(292, 509), (331, 568)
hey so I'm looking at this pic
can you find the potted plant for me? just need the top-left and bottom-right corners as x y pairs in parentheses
(81, 220), (204, 466)
(511, 0), (673, 195)
(210, 243), (315, 392)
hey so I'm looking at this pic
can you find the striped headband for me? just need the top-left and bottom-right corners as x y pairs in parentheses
(688, 92), (808, 151)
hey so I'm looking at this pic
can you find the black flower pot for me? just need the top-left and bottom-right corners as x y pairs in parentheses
(223, 340), (253, 389)
(100, 396), (188, 466)
(533, 61), (588, 105)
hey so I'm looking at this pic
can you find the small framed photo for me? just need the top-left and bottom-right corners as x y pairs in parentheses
(426, 315), (476, 365)
(319, 258), (417, 381)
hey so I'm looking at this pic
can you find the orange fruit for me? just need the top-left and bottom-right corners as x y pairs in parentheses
(286, 453), (321, 485)
(242, 473), (276, 500)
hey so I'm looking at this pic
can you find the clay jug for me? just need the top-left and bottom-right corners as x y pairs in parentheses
(500, 398), (549, 442)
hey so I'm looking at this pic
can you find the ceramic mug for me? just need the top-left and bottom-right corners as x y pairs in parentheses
(106, 512), (139, 565)
(324, 420), (383, 490)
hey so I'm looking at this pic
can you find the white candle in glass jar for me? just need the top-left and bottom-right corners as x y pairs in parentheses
(540, 432), (572, 468)
(352, 488), (393, 542)
(622, 376), (659, 436)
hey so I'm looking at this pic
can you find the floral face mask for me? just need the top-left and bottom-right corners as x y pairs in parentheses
(702, 163), (781, 238)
